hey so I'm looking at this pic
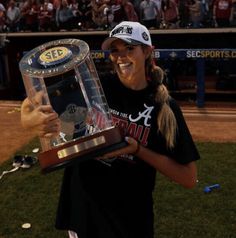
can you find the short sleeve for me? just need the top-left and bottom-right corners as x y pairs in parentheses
(169, 99), (200, 164)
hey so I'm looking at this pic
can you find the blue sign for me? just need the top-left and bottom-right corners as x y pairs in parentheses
(92, 49), (236, 60)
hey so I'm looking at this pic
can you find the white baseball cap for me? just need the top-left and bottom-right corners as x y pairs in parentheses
(101, 21), (152, 50)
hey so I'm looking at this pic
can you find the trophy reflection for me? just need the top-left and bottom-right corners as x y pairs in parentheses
(19, 39), (126, 173)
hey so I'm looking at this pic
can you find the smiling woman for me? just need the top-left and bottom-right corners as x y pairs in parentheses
(20, 21), (200, 238)
(108, 42), (148, 90)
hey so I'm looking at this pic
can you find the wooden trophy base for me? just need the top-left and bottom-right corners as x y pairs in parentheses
(38, 127), (126, 173)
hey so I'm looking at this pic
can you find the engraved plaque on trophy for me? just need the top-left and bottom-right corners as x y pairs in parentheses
(19, 39), (126, 173)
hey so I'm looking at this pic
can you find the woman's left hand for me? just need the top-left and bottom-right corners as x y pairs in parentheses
(99, 136), (139, 160)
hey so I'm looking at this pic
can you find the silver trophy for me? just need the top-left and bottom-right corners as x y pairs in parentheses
(19, 39), (125, 173)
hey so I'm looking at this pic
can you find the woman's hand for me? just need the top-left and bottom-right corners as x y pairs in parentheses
(21, 96), (61, 138)
(99, 136), (140, 160)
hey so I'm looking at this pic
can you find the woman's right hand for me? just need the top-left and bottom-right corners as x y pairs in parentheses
(21, 97), (61, 138)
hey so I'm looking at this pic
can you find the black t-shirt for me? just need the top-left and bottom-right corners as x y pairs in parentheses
(55, 73), (200, 238)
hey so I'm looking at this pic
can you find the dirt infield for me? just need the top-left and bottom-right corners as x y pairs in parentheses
(0, 101), (35, 165)
(0, 101), (235, 165)
(182, 105), (236, 143)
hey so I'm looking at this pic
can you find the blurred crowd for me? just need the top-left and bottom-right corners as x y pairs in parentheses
(0, 0), (235, 32)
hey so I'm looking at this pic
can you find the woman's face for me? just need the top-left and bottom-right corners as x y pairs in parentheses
(109, 39), (150, 89)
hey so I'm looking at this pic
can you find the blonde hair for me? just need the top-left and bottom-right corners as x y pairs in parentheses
(145, 53), (177, 149)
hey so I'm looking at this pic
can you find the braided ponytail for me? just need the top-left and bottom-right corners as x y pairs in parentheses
(146, 54), (177, 149)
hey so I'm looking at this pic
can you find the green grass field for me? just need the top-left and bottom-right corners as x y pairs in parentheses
(0, 140), (235, 238)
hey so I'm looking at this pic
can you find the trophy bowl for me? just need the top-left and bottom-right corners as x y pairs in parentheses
(19, 38), (126, 173)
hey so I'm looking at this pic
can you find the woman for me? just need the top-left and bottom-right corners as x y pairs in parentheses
(6, 0), (21, 32)
(121, 0), (138, 22)
(21, 21), (200, 238)
(187, 0), (202, 28)
(161, 0), (179, 28)
(20, 0), (39, 31)
(38, 0), (54, 31)
(55, 0), (74, 31)
(90, 0), (109, 29)
(139, 0), (160, 29)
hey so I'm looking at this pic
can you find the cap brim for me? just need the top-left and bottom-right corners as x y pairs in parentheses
(101, 36), (141, 50)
